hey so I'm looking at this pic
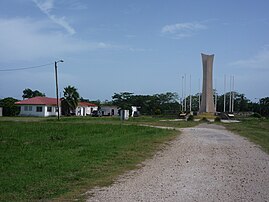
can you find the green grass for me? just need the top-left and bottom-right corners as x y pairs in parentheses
(0, 120), (178, 201)
(49, 116), (199, 128)
(223, 118), (269, 153)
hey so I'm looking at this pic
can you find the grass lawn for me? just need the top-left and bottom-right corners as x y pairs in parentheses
(223, 118), (269, 153)
(46, 116), (199, 128)
(0, 118), (180, 201)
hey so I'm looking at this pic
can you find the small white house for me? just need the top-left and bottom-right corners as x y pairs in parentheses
(100, 105), (119, 116)
(0, 107), (2, 116)
(15, 96), (61, 117)
(76, 102), (98, 116)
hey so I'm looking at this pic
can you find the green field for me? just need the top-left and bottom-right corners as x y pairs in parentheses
(1, 116), (268, 200)
(223, 118), (269, 153)
(0, 117), (184, 201)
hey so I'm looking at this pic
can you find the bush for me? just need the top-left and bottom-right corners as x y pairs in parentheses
(0, 97), (20, 116)
(200, 117), (209, 122)
(187, 115), (194, 121)
(215, 116), (221, 122)
(154, 109), (161, 115)
(251, 112), (262, 118)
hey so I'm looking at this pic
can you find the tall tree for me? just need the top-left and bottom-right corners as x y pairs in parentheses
(61, 85), (80, 115)
(260, 97), (269, 116)
(22, 88), (45, 99)
(112, 92), (134, 109)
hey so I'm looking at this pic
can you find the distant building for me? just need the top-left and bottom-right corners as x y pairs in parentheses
(76, 102), (98, 116)
(100, 105), (119, 116)
(0, 107), (2, 116)
(15, 97), (97, 117)
(15, 96), (61, 117)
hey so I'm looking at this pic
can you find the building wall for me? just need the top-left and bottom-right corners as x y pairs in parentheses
(86, 106), (98, 115)
(100, 106), (119, 116)
(44, 106), (61, 117)
(0, 107), (2, 116)
(19, 105), (60, 117)
(76, 106), (98, 116)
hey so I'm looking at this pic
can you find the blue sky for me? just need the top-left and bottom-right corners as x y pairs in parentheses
(0, 0), (268, 101)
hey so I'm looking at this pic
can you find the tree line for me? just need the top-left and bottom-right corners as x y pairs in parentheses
(111, 92), (180, 115)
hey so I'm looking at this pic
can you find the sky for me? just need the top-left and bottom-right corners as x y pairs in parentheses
(0, 0), (269, 102)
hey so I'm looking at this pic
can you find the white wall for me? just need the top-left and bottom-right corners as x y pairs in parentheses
(19, 105), (60, 117)
(100, 106), (119, 116)
(86, 106), (98, 115)
(76, 106), (98, 116)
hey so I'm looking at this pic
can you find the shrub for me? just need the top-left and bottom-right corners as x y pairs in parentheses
(215, 116), (221, 122)
(154, 109), (161, 115)
(187, 115), (194, 121)
(251, 112), (262, 118)
(200, 117), (208, 122)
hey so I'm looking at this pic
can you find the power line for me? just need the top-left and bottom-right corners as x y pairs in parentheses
(0, 62), (54, 72)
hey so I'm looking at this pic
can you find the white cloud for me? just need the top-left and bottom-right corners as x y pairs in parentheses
(34, 0), (54, 12)
(161, 22), (207, 39)
(33, 0), (76, 35)
(62, 0), (88, 10)
(230, 48), (269, 70)
(0, 18), (116, 61)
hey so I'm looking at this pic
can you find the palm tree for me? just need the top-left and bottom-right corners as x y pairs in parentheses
(61, 85), (80, 115)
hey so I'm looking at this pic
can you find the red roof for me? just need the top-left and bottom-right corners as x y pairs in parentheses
(15, 97), (60, 106)
(78, 102), (97, 107)
(15, 97), (97, 107)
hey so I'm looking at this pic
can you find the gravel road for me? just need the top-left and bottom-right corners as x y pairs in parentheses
(87, 123), (269, 202)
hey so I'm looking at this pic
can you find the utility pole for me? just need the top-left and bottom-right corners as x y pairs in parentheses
(55, 60), (64, 120)
(189, 74), (192, 112)
(229, 75), (232, 112)
(224, 75), (226, 112)
(184, 74), (187, 112)
(181, 76), (184, 112)
(232, 76), (234, 112)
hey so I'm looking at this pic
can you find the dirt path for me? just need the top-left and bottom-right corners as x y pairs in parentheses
(87, 124), (269, 201)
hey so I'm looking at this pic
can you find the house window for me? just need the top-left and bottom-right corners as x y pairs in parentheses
(29, 106), (32, 111)
(47, 106), (52, 112)
(36, 106), (43, 112)
(24, 106), (28, 111)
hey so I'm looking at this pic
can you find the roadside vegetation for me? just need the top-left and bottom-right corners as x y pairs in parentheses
(223, 118), (269, 153)
(0, 116), (196, 201)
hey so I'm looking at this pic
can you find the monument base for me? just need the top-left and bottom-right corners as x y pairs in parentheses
(196, 112), (217, 119)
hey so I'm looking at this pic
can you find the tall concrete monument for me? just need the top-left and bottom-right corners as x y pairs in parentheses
(199, 53), (216, 113)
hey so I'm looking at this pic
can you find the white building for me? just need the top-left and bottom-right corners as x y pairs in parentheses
(15, 97), (98, 117)
(76, 102), (98, 116)
(100, 105), (119, 116)
(15, 96), (61, 117)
